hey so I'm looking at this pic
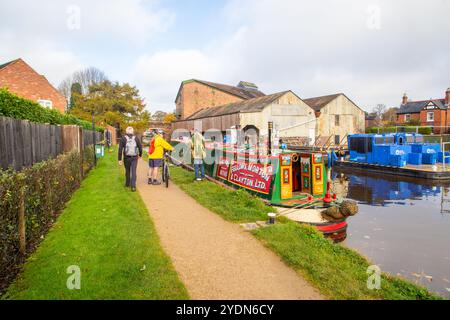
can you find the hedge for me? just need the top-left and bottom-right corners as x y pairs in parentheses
(0, 88), (103, 132)
(0, 147), (95, 295)
(366, 126), (433, 135)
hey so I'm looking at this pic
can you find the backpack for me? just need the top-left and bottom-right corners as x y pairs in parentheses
(124, 135), (138, 157)
(149, 138), (156, 155)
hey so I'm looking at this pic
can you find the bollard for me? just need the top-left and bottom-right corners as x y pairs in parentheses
(268, 213), (277, 225)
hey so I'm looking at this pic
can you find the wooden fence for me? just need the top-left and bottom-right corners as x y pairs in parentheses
(0, 116), (103, 171)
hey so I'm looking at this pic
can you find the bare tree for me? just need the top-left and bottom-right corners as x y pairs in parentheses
(58, 77), (73, 100)
(373, 104), (386, 120)
(58, 67), (108, 99)
(152, 110), (167, 122)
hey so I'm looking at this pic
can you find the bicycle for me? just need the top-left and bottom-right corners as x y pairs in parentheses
(162, 151), (171, 188)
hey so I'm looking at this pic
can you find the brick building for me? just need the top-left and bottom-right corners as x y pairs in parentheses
(0, 58), (67, 113)
(175, 79), (265, 120)
(396, 89), (450, 133)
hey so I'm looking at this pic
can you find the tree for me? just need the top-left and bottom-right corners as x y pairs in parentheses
(382, 107), (399, 125)
(69, 80), (147, 133)
(58, 67), (108, 99)
(373, 104), (386, 120)
(163, 112), (176, 124)
(152, 110), (167, 122)
(68, 82), (82, 111)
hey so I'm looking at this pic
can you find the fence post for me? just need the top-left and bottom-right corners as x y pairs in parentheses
(18, 185), (26, 255)
(79, 126), (84, 179)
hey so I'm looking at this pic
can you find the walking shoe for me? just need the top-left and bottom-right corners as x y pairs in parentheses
(196, 178), (202, 181)
(148, 178), (153, 185)
(131, 187), (136, 192)
(153, 180), (162, 185)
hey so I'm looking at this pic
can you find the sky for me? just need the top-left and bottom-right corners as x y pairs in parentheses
(1, 0), (449, 114)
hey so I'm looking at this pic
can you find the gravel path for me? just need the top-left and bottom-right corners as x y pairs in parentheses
(136, 160), (323, 300)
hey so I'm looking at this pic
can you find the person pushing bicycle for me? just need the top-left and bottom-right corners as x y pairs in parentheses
(148, 129), (173, 185)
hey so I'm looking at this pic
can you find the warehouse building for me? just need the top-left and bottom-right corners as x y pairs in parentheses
(304, 93), (365, 145)
(175, 79), (265, 120)
(173, 90), (317, 143)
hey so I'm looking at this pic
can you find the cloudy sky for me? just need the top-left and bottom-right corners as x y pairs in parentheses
(1, 0), (449, 113)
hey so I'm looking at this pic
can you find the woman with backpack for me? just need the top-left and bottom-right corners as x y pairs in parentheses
(118, 127), (143, 192)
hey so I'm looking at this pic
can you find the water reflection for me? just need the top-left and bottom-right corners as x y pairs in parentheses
(332, 168), (450, 298)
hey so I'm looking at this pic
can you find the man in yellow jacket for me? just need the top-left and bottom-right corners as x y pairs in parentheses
(148, 129), (174, 185)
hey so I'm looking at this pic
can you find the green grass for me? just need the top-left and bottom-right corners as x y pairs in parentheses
(170, 166), (441, 300)
(252, 221), (440, 300)
(170, 166), (272, 223)
(3, 149), (188, 300)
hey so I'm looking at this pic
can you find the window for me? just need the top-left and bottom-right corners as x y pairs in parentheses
(38, 100), (53, 109)
(335, 115), (340, 126)
(335, 135), (341, 145)
(405, 114), (411, 122)
(427, 112), (435, 122)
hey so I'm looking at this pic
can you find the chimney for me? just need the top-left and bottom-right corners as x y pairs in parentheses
(402, 93), (408, 105)
(446, 88), (450, 106)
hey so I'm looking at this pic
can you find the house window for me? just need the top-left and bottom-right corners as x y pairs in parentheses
(335, 115), (340, 126)
(38, 100), (53, 109)
(405, 114), (411, 122)
(427, 112), (434, 122)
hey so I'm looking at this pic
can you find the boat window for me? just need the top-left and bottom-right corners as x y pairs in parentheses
(415, 136), (424, 143)
(375, 137), (385, 144)
(385, 136), (394, 144)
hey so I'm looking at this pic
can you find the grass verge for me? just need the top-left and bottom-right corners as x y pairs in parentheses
(170, 166), (441, 300)
(4, 149), (188, 300)
(170, 166), (272, 223)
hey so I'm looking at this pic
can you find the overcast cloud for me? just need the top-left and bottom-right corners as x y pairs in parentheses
(1, 0), (449, 112)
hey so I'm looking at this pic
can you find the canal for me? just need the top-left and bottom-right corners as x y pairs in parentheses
(332, 168), (450, 298)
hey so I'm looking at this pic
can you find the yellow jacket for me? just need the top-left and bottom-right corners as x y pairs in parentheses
(149, 135), (174, 159)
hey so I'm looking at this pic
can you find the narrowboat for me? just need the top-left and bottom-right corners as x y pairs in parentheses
(172, 141), (355, 240)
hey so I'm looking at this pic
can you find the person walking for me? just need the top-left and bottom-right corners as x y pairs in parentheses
(105, 129), (112, 152)
(148, 129), (173, 185)
(118, 127), (142, 192)
(192, 129), (206, 181)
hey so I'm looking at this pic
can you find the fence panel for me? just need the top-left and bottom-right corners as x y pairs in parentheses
(0, 116), (100, 171)
(83, 129), (103, 148)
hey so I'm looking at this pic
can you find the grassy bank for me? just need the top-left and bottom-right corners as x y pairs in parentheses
(4, 150), (188, 300)
(170, 166), (272, 223)
(170, 167), (441, 300)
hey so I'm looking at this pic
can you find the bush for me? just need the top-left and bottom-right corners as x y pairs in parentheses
(418, 127), (433, 135)
(0, 150), (95, 295)
(0, 88), (103, 132)
(366, 126), (433, 135)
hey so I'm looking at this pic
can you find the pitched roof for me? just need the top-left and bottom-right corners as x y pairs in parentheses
(303, 93), (342, 111)
(0, 58), (20, 70)
(185, 91), (290, 120)
(397, 99), (446, 114)
(176, 79), (265, 102)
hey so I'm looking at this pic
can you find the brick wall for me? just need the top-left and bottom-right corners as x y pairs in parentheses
(397, 110), (450, 133)
(176, 81), (243, 119)
(0, 59), (67, 113)
(397, 113), (420, 124)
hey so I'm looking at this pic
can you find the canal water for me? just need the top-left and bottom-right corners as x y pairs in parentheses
(331, 168), (450, 298)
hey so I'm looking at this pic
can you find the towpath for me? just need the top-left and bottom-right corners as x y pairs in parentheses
(136, 159), (323, 300)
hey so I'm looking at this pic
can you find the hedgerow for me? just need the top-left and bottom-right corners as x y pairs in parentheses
(0, 88), (103, 132)
(0, 148), (95, 295)
(366, 126), (433, 135)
